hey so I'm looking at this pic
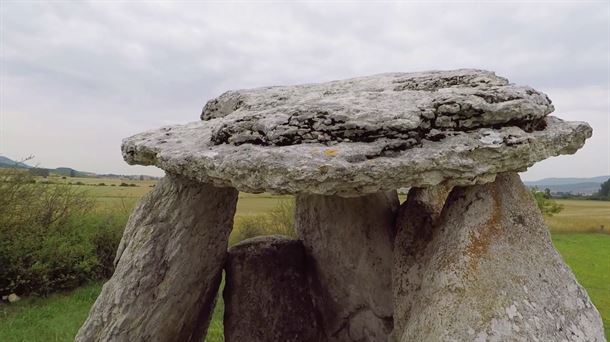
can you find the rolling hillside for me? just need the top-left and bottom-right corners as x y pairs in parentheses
(524, 176), (609, 195)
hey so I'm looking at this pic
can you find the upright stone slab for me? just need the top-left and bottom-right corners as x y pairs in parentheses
(76, 175), (238, 342)
(295, 191), (399, 341)
(392, 185), (451, 338)
(397, 174), (604, 342)
(224, 235), (322, 342)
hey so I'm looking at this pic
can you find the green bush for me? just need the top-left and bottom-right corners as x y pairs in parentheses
(531, 187), (563, 216)
(0, 169), (126, 296)
(88, 214), (126, 279)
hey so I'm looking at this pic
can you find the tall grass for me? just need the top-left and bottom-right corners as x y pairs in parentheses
(229, 198), (296, 245)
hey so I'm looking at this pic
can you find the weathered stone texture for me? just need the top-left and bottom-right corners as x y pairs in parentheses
(122, 70), (592, 197)
(396, 174), (605, 342)
(223, 235), (322, 342)
(75, 175), (238, 342)
(392, 184), (452, 338)
(295, 191), (399, 341)
(201, 69), (553, 148)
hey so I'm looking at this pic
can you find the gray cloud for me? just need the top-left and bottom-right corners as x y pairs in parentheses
(1, 1), (608, 180)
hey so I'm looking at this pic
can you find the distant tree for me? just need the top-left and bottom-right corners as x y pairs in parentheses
(28, 168), (49, 178)
(531, 187), (563, 216)
(591, 178), (610, 201)
(544, 188), (552, 198)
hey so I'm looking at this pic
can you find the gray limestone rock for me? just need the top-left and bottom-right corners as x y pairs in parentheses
(201, 69), (553, 146)
(392, 184), (452, 339)
(396, 173), (605, 342)
(75, 175), (238, 342)
(122, 70), (590, 197)
(224, 235), (323, 342)
(294, 191), (399, 341)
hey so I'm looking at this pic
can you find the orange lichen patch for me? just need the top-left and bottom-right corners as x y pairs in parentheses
(465, 186), (503, 273)
(324, 149), (338, 157)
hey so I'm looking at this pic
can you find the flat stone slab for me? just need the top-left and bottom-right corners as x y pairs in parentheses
(122, 69), (591, 196)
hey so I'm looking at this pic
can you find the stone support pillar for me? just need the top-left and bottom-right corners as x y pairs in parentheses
(76, 175), (238, 342)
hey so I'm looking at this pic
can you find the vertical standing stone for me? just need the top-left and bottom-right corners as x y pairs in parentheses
(76, 175), (238, 342)
(392, 185), (451, 338)
(396, 173), (605, 342)
(224, 235), (323, 342)
(295, 191), (399, 341)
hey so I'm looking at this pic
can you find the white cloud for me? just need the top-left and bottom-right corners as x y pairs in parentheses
(1, 1), (608, 179)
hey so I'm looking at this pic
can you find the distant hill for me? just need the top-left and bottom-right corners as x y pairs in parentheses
(524, 176), (609, 195)
(53, 167), (90, 177)
(0, 155), (159, 180)
(0, 156), (31, 169)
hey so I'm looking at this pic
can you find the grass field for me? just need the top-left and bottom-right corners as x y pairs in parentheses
(545, 199), (610, 234)
(0, 178), (608, 341)
(552, 234), (610, 338)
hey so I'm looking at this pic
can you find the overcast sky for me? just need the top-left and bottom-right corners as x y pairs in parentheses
(1, 1), (608, 180)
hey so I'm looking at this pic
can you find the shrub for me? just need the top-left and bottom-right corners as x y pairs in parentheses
(119, 182), (129, 187)
(98, 183), (106, 186)
(0, 168), (127, 296)
(530, 187), (563, 216)
(89, 214), (126, 279)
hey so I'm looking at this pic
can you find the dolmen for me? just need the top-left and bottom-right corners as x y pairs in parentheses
(76, 69), (605, 341)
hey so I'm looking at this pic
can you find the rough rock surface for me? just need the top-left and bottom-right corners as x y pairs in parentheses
(224, 235), (322, 342)
(76, 175), (238, 342)
(392, 184), (451, 338)
(122, 70), (591, 197)
(295, 191), (399, 341)
(396, 174), (605, 342)
(202, 69), (552, 147)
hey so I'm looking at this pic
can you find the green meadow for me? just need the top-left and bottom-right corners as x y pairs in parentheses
(0, 178), (608, 341)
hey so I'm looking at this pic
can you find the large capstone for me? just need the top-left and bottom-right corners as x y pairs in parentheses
(295, 191), (398, 341)
(395, 173), (605, 342)
(76, 175), (238, 342)
(122, 69), (591, 196)
(223, 235), (323, 342)
(202, 69), (552, 147)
